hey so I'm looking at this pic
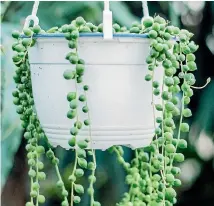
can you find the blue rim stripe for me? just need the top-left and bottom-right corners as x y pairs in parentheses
(21, 33), (149, 38)
(21, 33), (178, 41)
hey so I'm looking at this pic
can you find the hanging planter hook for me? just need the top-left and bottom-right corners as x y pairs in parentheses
(142, 1), (149, 18)
(103, 1), (113, 40)
(24, 15), (39, 29)
(141, 1), (150, 28)
(23, 1), (40, 29)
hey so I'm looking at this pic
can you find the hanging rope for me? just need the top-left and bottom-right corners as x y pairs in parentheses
(142, 1), (149, 17)
(31, 1), (40, 17)
(103, 1), (113, 39)
(104, 1), (110, 11)
(24, 1), (40, 29)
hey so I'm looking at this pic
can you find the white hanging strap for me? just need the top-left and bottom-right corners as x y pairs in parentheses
(142, 1), (149, 18)
(104, 1), (110, 10)
(24, 1), (40, 29)
(103, 1), (113, 40)
(31, 1), (40, 16)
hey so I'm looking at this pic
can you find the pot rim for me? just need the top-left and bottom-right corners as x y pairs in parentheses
(23, 33), (149, 39)
(22, 33), (178, 41)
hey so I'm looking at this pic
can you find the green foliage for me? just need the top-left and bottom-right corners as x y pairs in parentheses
(1, 24), (23, 189)
(2, 1), (213, 205)
(11, 15), (200, 205)
(115, 16), (201, 206)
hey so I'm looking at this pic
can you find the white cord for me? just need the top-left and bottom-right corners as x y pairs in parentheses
(142, 1), (149, 17)
(23, 1), (40, 29)
(103, 1), (113, 39)
(32, 1), (40, 16)
(104, 1), (110, 11)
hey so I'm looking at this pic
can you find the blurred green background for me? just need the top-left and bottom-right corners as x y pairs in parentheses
(1, 1), (214, 206)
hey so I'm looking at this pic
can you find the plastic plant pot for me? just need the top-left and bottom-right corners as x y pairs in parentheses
(28, 33), (163, 150)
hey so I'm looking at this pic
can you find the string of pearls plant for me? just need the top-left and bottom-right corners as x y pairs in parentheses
(12, 16), (209, 206)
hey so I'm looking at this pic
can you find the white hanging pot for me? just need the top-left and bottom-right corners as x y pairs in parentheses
(28, 33), (163, 150)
